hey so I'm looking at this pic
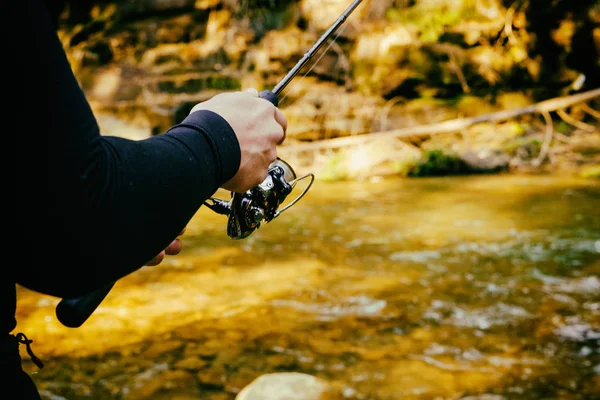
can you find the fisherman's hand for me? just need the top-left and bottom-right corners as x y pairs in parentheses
(189, 88), (287, 193)
(145, 227), (186, 266)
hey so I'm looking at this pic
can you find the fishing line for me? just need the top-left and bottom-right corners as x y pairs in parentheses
(278, 22), (349, 105)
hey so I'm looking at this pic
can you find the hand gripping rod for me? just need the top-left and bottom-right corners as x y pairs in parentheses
(55, 0), (365, 328)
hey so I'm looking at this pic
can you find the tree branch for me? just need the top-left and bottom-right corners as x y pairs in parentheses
(532, 110), (554, 167)
(281, 88), (600, 153)
(556, 108), (597, 132)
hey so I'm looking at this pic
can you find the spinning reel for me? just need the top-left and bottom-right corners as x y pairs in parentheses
(204, 158), (314, 239)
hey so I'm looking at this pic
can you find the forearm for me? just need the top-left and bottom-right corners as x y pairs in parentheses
(16, 111), (240, 298)
(14, 0), (242, 298)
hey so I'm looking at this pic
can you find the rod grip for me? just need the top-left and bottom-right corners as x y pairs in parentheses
(55, 282), (115, 328)
(259, 90), (278, 106)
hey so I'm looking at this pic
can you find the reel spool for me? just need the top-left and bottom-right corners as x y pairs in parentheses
(204, 158), (314, 239)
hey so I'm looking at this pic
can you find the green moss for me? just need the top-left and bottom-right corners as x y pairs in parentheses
(556, 121), (570, 134)
(456, 95), (496, 116)
(503, 136), (541, 157)
(318, 152), (349, 182)
(386, 1), (479, 43)
(408, 149), (469, 177)
(509, 122), (527, 137)
(157, 76), (241, 93)
(390, 158), (421, 177)
(579, 165), (600, 179)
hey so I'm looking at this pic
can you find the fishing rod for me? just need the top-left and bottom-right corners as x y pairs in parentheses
(266, 0), (364, 100)
(55, 0), (365, 328)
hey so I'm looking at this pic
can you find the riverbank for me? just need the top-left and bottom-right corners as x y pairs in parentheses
(93, 91), (599, 182)
(55, 0), (598, 182)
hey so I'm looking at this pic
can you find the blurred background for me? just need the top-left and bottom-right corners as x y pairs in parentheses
(17, 1), (599, 399)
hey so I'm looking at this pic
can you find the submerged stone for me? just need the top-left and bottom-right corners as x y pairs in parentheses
(235, 372), (338, 400)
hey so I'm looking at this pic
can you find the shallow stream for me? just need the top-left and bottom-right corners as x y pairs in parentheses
(16, 173), (600, 399)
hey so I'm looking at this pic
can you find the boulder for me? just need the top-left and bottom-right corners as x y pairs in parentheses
(459, 150), (510, 173)
(235, 372), (338, 400)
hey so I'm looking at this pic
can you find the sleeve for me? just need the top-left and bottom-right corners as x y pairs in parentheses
(14, 0), (240, 298)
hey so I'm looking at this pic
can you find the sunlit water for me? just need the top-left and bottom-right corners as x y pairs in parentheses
(15, 174), (600, 399)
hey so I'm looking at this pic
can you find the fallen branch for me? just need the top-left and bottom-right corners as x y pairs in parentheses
(532, 110), (554, 167)
(281, 88), (600, 153)
(556, 108), (597, 132)
(580, 103), (600, 120)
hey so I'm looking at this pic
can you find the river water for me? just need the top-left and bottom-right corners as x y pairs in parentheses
(15, 173), (600, 399)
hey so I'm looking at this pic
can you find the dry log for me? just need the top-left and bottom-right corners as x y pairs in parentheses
(281, 88), (600, 153)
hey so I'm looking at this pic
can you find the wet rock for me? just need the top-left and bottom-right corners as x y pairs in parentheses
(183, 342), (218, 358)
(174, 356), (209, 370)
(121, 368), (196, 399)
(144, 339), (184, 357)
(224, 367), (261, 395)
(459, 150), (510, 173)
(209, 394), (235, 400)
(235, 372), (338, 400)
(197, 367), (227, 389)
(265, 353), (299, 369)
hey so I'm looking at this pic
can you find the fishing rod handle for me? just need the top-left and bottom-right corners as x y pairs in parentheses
(55, 281), (115, 328)
(259, 90), (278, 106)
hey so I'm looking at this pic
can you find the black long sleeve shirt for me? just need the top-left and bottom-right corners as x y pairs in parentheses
(5, 0), (241, 333)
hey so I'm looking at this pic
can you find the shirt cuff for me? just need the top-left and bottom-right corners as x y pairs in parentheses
(177, 109), (241, 185)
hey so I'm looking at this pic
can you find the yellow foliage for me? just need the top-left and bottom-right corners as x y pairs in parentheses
(301, 0), (368, 30)
(580, 165), (600, 179)
(457, 95), (497, 116)
(260, 26), (307, 60)
(495, 92), (532, 110)
(552, 18), (576, 49)
(195, 0), (221, 10)
(470, 46), (505, 84)
(594, 28), (600, 59)
(509, 44), (528, 63)
(353, 25), (414, 64)
(206, 8), (231, 35)
(526, 57), (541, 80)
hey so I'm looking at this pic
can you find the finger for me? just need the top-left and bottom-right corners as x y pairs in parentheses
(274, 108), (287, 144)
(189, 102), (205, 115)
(165, 238), (182, 256)
(244, 88), (259, 96)
(146, 251), (165, 266)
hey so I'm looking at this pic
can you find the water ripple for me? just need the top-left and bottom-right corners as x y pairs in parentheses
(271, 295), (387, 321)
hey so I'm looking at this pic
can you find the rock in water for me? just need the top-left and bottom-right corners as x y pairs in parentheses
(235, 372), (337, 400)
(459, 150), (510, 173)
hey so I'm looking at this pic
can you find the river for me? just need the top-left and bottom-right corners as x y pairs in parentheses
(15, 173), (600, 399)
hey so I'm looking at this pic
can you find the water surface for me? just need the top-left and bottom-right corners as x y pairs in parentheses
(16, 173), (600, 399)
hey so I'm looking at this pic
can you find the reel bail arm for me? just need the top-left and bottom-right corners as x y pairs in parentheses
(206, 158), (314, 240)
